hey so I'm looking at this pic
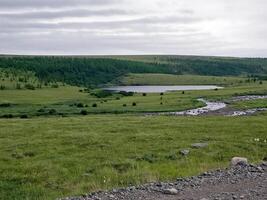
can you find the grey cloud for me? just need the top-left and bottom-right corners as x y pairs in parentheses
(0, 0), (118, 9)
(0, 8), (131, 20)
(0, 15), (204, 33)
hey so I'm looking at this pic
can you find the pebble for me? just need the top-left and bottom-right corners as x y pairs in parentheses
(162, 188), (178, 195)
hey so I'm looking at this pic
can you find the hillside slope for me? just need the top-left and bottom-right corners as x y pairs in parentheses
(0, 55), (267, 87)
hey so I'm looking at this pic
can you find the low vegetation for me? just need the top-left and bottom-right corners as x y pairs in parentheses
(0, 114), (266, 200)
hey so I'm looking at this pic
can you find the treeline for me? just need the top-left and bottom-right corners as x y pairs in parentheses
(0, 55), (266, 87)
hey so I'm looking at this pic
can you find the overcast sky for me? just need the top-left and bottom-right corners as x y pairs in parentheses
(0, 0), (266, 57)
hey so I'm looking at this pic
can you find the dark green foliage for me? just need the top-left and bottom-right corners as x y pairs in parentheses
(80, 110), (88, 115)
(76, 103), (84, 108)
(92, 103), (97, 107)
(24, 84), (35, 90)
(48, 109), (57, 115)
(51, 84), (59, 88)
(1, 114), (13, 118)
(182, 91), (185, 94)
(123, 104), (127, 107)
(1, 55), (267, 87)
(142, 93), (147, 96)
(160, 92), (164, 96)
(0, 85), (5, 90)
(119, 91), (134, 96)
(0, 103), (11, 107)
(91, 90), (113, 98)
(20, 114), (28, 119)
(132, 102), (137, 106)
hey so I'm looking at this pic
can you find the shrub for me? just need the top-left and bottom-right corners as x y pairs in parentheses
(116, 97), (120, 100)
(2, 114), (13, 118)
(123, 104), (127, 107)
(48, 109), (57, 115)
(160, 92), (164, 96)
(259, 81), (263, 84)
(182, 91), (185, 94)
(142, 93), (147, 96)
(16, 83), (21, 89)
(0, 85), (5, 90)
(37, 108), (45, 112)
(91, 90), (113, 98)
(132, 102), (137, 106)
(25, 84), (35, 90)
(92, 103), (97, 107)
(20, 114), (28, 119)
(0, 103), (11, 107)
(77, 103), (84, 108)
(51, 84), (59, 88)
(119, 91), (134, 96)
(80, 110), (88, 115)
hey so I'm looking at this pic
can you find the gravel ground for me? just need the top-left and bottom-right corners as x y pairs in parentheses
(62, 162), (267, 200)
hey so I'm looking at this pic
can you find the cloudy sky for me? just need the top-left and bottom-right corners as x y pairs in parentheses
(0, 0), (266, 57)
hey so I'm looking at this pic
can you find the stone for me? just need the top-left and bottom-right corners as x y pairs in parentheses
(231, 157), (248, 166)
(180, 149), (190, 156)
(163, 188), (178, 195)
(191, 143), (208, 148)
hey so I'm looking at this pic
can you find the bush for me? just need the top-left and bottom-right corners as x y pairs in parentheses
(91, 90), (113, 98)
(37, 108), (45, 112)
(16, 83), (21, 89)
(0, 85), (5, 90)
(132, 102), (137, 106)
(142, 93), (147, 96)
(2, 114), (13, 118)
(20, 114), (28, 119)
(116, 97), (120, 100)
(160, 92), (164, 96)
(25, 84), (35, 90)
(182, 91), (185, 94)
(48, 109), (57, 115)
(80, 110), (88, 115)
(119, 91), (134, 96)
(77, 103), (84, 108)
(92, 103), (97, 107)
(123, 104), (127, 107)
(0, 103), (11, 107)
(259, 81), (263, 84)
(51, 84), (59, 88)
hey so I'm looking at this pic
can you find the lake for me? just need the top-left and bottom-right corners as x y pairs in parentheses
(104, 85), (223, 93)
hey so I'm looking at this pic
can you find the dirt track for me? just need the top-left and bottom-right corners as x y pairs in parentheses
(63, 162), (267, 200)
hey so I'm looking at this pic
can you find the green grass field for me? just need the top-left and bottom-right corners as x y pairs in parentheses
(0, 74), (266, 117)
(118, 73), (246, 86)
(0, 114), (267, 200)
(1, 73), (267, 200)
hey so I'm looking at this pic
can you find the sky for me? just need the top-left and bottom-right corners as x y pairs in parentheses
(0, 0), (266, 57)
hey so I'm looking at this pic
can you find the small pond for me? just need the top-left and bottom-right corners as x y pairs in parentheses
(104, 85), (223, 93)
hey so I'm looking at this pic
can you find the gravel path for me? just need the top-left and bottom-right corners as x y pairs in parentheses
(63, 162), (267, 200)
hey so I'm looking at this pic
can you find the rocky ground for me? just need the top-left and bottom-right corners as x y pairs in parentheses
(62, 160), (267, 200)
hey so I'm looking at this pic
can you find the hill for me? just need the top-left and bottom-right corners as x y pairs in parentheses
(0, 55), (267, 87)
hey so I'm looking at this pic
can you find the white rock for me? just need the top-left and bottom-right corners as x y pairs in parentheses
(163, 188), (178, 195)
(231, 157), (248, 166)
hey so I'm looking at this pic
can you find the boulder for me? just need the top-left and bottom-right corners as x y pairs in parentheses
(180, 149), (190, 156)
(191, 143), (208, 148)
(231, 157), (248, 166)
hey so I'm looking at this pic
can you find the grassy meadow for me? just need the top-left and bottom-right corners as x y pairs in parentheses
(118, 73), (246, 86)
(0, 72), (267, 200)
(0, 115), (267, 200)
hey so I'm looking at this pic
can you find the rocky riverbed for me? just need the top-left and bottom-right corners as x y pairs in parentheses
(62, 160), (267, 200)
(147, 95), (267, 117)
